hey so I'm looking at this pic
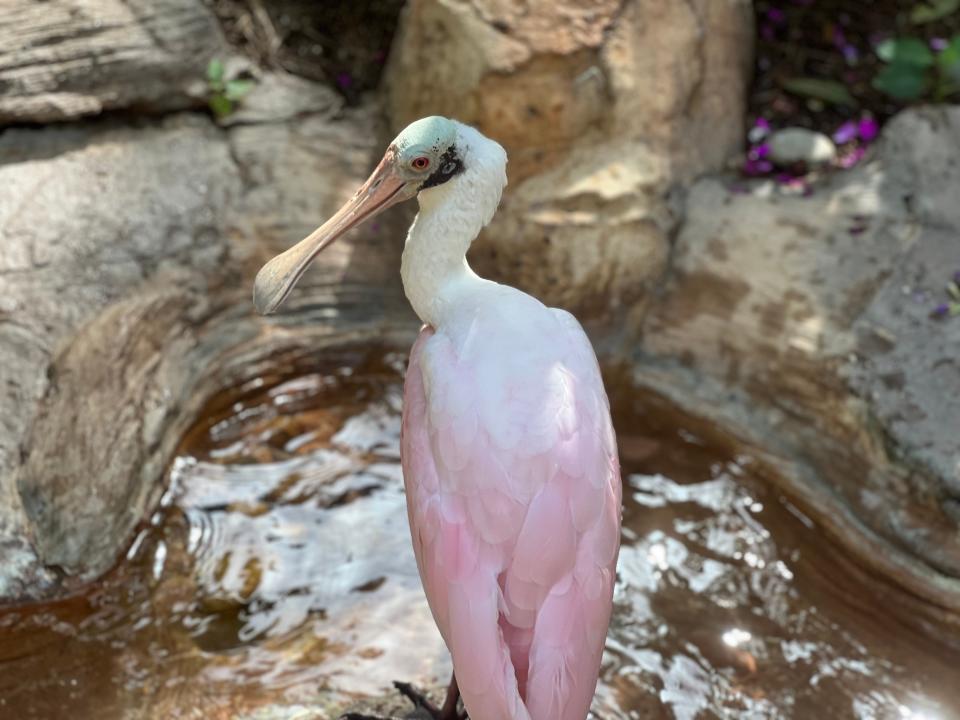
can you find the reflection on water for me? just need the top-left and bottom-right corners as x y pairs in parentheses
(0, 346), (957, 719)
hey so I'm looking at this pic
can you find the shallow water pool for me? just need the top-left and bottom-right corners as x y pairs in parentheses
(0, 346), (956, 719)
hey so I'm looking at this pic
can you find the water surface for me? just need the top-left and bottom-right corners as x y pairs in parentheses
(0, 346), (956, 719)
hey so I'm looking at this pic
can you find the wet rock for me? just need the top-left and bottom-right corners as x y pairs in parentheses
(0, 72), (407, 599)
(2, 114), (243, 590)
(0, 0), (230, 125)
(385, 0), (754, 336)
(639, 106), (960, 614)
(219, 71), (343, 127)
(235, 706), (329, 720)
(768, 127), (837, 165)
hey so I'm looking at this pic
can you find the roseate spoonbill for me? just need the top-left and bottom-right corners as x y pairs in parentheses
(253, 117), (622, 720)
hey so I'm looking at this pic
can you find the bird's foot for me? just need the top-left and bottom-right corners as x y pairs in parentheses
(338, 678), (465, 720)
(394, 681), (466, 720)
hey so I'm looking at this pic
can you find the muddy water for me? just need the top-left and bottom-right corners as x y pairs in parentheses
(0, 346), (957, 720)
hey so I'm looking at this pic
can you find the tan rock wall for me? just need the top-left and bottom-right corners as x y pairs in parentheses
(385, 0), (754, 335)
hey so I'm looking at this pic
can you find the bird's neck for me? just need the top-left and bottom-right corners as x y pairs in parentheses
(401, 132), (507, 328)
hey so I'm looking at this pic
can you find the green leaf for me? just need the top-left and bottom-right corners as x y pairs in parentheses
(781, 77), (857, 106)
(937, 37), (960, 81)
(872, 63), (928, 99)
(940, 78), (960, 98)
(224, 79), (255, 101)
(876, 37), (935, 66)
(875, 39), (896, 62)
(207, 58), (225, 83)
(911, 0), (960, 24)
(209, 94), (233, 118)
(934, 75), (958, 100)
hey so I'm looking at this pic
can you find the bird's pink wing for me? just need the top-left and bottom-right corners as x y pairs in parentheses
(401, 303), (621, 720)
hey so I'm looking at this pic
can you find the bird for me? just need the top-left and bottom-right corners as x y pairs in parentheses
(253, 116), (622, 720)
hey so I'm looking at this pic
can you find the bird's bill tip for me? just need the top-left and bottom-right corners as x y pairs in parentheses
(251, 152), (412, 315)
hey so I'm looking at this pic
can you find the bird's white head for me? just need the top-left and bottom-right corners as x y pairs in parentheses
(253, 116), (506, 315)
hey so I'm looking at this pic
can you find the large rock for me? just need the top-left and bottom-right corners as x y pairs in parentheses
(385, 0), (754, 337)
(0, 0), (229, 124)
(0, 74), (408, 600)
(1, 115), (242, 595)
(639, 106), (960, 616)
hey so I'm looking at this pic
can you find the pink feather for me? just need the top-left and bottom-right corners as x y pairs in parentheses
(401, 298), (622, 720)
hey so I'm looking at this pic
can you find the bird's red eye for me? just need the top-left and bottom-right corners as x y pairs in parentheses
(412, 157), (430, 170)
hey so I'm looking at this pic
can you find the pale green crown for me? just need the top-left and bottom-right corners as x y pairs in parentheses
(393, 116), (458, 163)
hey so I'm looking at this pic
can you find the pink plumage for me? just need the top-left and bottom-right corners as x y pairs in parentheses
(401, 287), (621, 720)
(252, 115), (621, 720)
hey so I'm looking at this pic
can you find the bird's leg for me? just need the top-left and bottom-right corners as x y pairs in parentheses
(394, 673), (466, 720)
(439, 673), (463, 720)
(437, 673), (467, 720)
(339, 675), (465, 720)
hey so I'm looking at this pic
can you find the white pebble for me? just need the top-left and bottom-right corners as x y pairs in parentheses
(769, 128), (837, 165)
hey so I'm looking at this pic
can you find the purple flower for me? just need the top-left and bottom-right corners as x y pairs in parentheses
(842, 44), (860, 64)
(931, 37), (949, 51)
(833, 121), (858, 144)
(748, 118), (771, 144)
(772, 173), (812, 195)
(749, 143), (771, 160)
(767, 7), (786, 23)
(858, 117), (879, 142)
(744, 158), (774, 175)
(335, 72), (353, 90)
(838, 146), (867, 169)
(931, 303), (950, 319)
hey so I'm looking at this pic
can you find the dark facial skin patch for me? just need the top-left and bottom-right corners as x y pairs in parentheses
(420, 145), (464, 190)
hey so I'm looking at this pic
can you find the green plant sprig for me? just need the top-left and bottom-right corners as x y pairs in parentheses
(207, 59), (255, 118)
(874, 35), (960, 101)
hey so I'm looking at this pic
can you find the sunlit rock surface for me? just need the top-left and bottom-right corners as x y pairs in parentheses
(385, 0), (754, 336)
(640, 106), (960, 613)
(0, 0), (229, 123)
(0, 11), (958, 714)
(1, 114), (242, 597)
(0, 72), (408, 598)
